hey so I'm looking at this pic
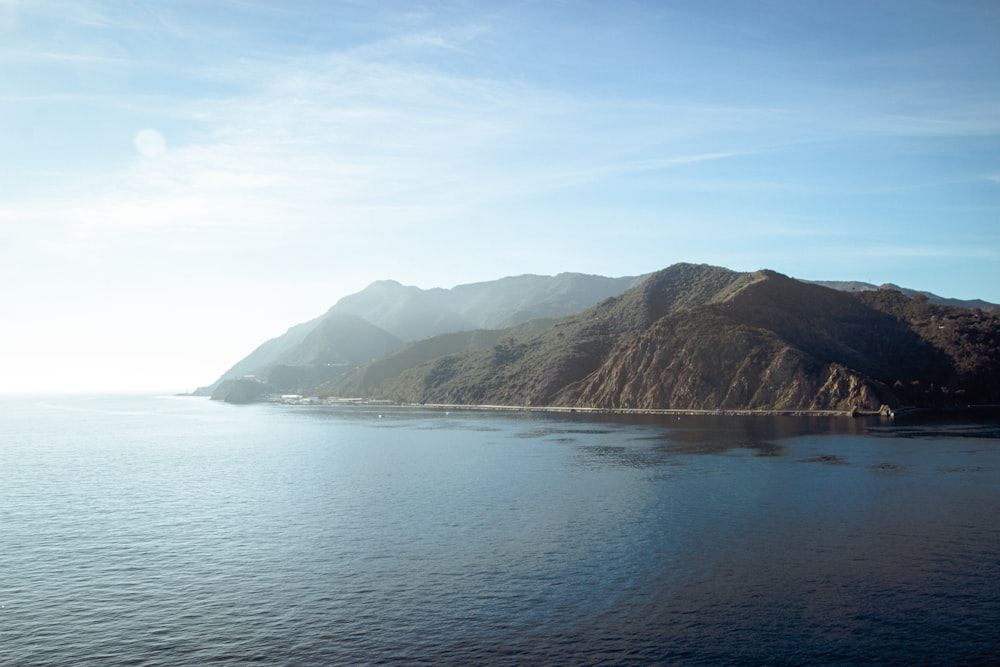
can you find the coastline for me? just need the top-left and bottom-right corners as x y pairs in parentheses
(418, 403), (869, 418)
(264, 395), (875, 418)
(417, 403), (1000, 420)
(240, 394), (1000, 420)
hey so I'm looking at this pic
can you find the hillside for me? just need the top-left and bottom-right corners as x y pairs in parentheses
(344, 265), (1000, 412)
(809, 280), (1000, 314)
(198, 263), (999, 410)
(326, 280), (476, 341)
(210, 314), (402, 402)
(326, 272), (647, 340)
(329, 317), (558, 397)
(196, 271), (646, 396)
(191, 316), (323, 395)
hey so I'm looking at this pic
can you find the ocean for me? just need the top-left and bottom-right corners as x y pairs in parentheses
(2, 394), (999, 665)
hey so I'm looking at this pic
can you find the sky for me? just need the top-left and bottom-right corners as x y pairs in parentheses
(2, 0), (999, 393)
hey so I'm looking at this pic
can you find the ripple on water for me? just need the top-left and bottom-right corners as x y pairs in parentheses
(1, 397), (999, 665)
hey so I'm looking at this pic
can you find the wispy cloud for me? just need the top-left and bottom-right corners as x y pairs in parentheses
(2, 0), (147, 31)
(6, 1), (1000, 257)
(24, 39), (797, 245)
(0, 46), (135, 65)
(849, 103), (1000, 137)
(858, 244), (1000, 260)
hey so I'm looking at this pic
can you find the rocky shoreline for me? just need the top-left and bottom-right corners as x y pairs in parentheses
(419, 403), (871, 418)
(241, 392), (1000, 421)
(265, 395), (880, 418)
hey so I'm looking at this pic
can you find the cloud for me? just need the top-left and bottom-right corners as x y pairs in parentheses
(3, 0), (144, 31)
(849, 104), (1000, 137)
(8, 1), (999, 272)
(32, 46), (777, 241)
(858, 244), (1000, 260)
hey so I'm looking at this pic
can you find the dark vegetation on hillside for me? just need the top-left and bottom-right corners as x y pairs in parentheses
(853, 290), (1000, 405)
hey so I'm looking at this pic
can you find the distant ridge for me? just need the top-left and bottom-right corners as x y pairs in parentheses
(325, 272), (648, 340)
(809, 280), (999, 314)
(196, 271), (646, 397)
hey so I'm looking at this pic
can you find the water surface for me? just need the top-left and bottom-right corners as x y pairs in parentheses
(2, 395), (998, 665)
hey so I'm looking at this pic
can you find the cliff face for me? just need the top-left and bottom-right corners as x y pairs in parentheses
(555, 271), (917, 411)
(556, 314), (889, 411)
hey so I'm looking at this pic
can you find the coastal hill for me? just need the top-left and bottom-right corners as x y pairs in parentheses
(209, 314), (403, 403)
(327, 273), (646, 340)
(201, 271), (645, 399)
(203, 264), (1000, 411)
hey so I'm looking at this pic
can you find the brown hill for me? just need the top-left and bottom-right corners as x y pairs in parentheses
(350, 265), (1000, 412)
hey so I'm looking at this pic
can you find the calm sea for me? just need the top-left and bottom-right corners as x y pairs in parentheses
(2, 394), (999, 666)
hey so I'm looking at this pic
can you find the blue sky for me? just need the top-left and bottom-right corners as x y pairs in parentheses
(2, 0), (999, 392)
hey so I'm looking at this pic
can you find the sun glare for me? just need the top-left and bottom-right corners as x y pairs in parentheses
(133, 129), (167, 158)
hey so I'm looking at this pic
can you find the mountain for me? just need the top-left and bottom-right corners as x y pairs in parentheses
(810, 280), (1000, 314)
(192, 316), (323, 395)
(209, 314), (402, 402)
(197, 271), (646, 398)
(326, 280), (476, 341)
(198, 263), (999, 410)
(336, 264), (1000, 412)
(326, 272), (647, 340)
(329, 317), (560, 398)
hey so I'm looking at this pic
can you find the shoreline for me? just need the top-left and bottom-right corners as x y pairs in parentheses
(420, 403), (1000, 419)
(266, 395), (876, 418)
(247, 395), (1000, 420)
(418, 403), (870, 418)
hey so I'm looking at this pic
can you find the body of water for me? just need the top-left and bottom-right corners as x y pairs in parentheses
(2, 395), (999, 665)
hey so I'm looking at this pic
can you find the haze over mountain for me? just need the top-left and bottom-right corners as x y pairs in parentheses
(204, 264), (999, 412)
(202, 272), (645, 398)
(326, 273), (646, 340)
(809, 281), (1000, 314)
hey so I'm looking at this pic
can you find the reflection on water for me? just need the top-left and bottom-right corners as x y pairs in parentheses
(1, 396), (998, 665)
(570, 444), (672, 470)
(799, 453), (851, 465)
(871, 422), (1000, 440)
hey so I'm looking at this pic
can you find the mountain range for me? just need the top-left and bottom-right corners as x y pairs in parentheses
(200, 264), (1000, 413)
(197, 272), (644, 398)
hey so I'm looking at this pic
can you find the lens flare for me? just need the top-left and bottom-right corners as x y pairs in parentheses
(133, 129), (166, 157)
